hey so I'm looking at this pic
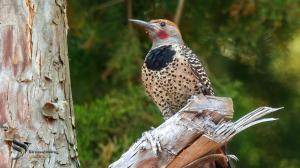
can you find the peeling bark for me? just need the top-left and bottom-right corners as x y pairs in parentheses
(0, 0), (79, 167)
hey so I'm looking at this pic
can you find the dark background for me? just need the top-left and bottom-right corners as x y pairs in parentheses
(67, 0), (300, 167)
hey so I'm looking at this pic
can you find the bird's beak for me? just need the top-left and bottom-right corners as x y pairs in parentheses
(129, 19), (155, 31)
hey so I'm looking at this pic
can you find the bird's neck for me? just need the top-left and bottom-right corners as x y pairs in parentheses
(151, 37), (184, 49)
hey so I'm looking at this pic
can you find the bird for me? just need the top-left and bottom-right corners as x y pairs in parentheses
(130, 19), (231, 168)
(130, 19), (214, 119)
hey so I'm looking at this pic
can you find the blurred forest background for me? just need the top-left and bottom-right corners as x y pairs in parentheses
(67, 0), (300, 167)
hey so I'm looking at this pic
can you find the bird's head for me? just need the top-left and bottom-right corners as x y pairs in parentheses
(130, 19), (183, 48)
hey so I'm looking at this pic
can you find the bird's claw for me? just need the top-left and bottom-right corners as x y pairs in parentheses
(144, 131), (162, 155)
(227, 154), (239, 162)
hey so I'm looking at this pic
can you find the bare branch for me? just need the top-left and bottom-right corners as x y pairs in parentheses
(174, 0), (186, 25)
(126, 0), (133, 31)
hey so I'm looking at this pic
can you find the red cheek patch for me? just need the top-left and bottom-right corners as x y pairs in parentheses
(157, 31), (169, 39)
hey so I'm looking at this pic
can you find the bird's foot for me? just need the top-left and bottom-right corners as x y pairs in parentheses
(144, 131), (162, 156)
(226, 154), (239, 162)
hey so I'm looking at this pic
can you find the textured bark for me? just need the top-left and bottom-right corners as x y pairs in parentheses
(109, 95), (281, 168)
(0, 0), (79, 167)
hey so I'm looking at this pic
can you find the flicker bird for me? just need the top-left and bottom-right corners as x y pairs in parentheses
(130, 19), (231, 168)
(131, 19), (214, 119)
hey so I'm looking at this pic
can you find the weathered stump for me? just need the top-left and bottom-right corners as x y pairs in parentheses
(109, 95), (281, 168)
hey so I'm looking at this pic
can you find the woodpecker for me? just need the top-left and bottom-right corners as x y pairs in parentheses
(130, 19), (214, 118)
(130, 19), (231, 168)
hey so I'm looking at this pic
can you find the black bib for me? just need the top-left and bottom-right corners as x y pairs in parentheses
(145, 45), (175, 71)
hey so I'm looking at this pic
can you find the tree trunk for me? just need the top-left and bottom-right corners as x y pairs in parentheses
(0, 0), (79, 167)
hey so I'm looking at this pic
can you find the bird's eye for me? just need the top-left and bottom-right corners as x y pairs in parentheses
(160, 22), (166, 27)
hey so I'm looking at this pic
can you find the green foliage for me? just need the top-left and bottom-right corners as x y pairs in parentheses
(105, 30), (143, 85)
(68, 0), (300, 167)
(75, 86), (162, 167)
